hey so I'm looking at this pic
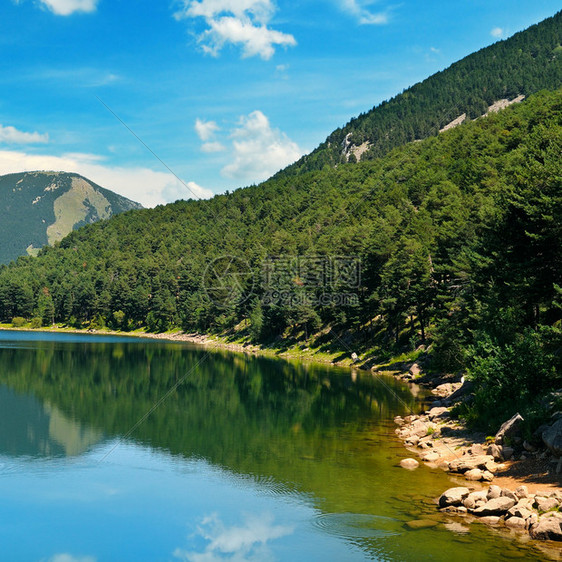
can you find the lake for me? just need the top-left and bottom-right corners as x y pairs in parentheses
(0, 330), (546, 561)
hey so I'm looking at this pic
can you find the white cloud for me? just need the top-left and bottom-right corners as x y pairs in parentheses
(44, 554), (97, 562)
(176, 0), (296, 60)
(39, 0), (98, 16)
(491, 27), (504, 38)
(0, 149), (212, 207)
(195, 118), (220, 142)
(201, 141), (226, 153)
(174, 512), (294, 562)
(220, 110), (302, 181)
(430, 46), (440, 54)
(339, 0), (388, 25)
(0, 124), (49, 144)
(195, 119), (226, 153)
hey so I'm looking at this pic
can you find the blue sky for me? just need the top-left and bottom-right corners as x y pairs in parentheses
(0, 0), (560, 207)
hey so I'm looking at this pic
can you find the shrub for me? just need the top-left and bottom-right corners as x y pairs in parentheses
(11, 317), (26, 328)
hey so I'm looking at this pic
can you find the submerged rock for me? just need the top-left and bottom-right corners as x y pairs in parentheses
(400, 458), (419, 470)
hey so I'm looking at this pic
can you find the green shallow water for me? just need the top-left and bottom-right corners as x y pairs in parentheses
(0, 330), (554, 561)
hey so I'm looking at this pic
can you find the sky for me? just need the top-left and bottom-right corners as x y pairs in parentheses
(0, 0), (560, 207)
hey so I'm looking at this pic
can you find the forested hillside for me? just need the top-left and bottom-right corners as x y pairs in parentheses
(278, 11), (562, 176)
(0, 171), (142, 264)
(0, 89), (560, 430)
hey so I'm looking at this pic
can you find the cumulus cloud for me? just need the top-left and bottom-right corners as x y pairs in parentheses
(0, 149), (212, 207)
(39, 0), (98, 16)
(176, 0), (296, 59)
(0, 124), (49, 144)
(339, 0), (388, 25)
(220, 110), (302, 181)
(491, 27), (504, 38)
(173, 512), (294, 561)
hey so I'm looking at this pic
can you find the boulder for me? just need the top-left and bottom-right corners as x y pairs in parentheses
(487, 485), (502, 500)
(487, 443), (502, 461)
(501, 446), (514, 460)
(535, 496), (559, 512)
(515, 485), (529, 499)
(473, 496), (516, 516)
(400, 458), (419, 470)
(463, 491), (487, 509)
(530, 517), (562, 541)
(507, 504), (534, 521)
(542, 418), (562, 457)
(408, 362), (421, 377)
(464, 468), (484, 481)
(421, 452), (440, 462)
(439, 487), (470, 508)
(409, 419), (430, 437)
(427, 407), (449, 421)
(505, 516), (527, 530)
(467, 443), (486, 456)
(448, 455), (495, 473)
(495, 413), (524, 445)
(501, 489), (518, 501)
(481, 470), (494, 482)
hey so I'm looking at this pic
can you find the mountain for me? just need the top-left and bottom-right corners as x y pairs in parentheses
(0, 171), (143, 264)
(277, 10), (562, 177)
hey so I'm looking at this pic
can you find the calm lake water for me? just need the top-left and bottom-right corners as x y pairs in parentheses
(0, 330), (549, 561)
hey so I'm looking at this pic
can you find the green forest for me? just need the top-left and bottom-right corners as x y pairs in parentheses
(280, 10), (562, 175)
(0, 88), (560, 431)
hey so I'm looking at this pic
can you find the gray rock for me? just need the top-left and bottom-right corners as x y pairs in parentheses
(505, 516), (527, 530)
(543, 418), (562, 457)
(464, 468), (484, 481)
(409, 420), (429, 437)
(507, 505), (534, 521)
(535, 496), (559, 512)
(515, 485), (529, 499)
(468, 443), (486, 456)
(481, 470), (494, 482)
(394, 416), (405, 426)
(449, 455), (496, 473)
(400, 458), (419, 470)
(495, 413), (524, 445)
(473, 496), (516, 516)
(427, 406), (450, 421)
(408, 362), (421, 377)
(463, 491), (487, 509)
(487, 485), (502, 500)
(530, 517), (562, 541)
(487, 443), (502, 461)
(421, 452), (440, 462)
(439, 487), (470, 508)
(501, 489), (518, 501)
(501, 446), (514, 460)
(523, 440), (537, 453)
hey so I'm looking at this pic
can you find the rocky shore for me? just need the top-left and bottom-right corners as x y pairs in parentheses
(391, 361), (562, 543)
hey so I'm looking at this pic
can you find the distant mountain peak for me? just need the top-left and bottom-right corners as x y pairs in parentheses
(0, 170), (143, 264)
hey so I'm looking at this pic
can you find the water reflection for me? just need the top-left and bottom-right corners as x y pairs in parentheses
(173, 513), (294, 561)
(0, 385), (103, 458)
(0, 331), (548, 561)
